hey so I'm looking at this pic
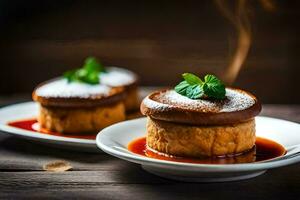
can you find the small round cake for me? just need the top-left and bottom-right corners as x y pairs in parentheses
(141, 88), (261, 157)
(33, 78), (126, 134)
(101, 67), (139, 112)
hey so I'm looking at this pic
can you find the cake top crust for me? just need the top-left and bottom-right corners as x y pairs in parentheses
(32, 67), (138, 107)
(145, 88), (256, 113)
(141, 88), (261, 125)
(100, 67), (138, 87)
(34, 78), (112, 99)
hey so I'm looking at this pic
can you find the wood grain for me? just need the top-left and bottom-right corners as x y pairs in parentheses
(0, 93), (299, 198)
(0, 166), (299, 199)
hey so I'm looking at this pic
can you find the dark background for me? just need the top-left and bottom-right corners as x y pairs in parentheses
(0, 0), (299, 103)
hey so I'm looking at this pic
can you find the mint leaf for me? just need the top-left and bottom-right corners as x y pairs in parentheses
(175, 80), (203, 99)
(203, 75), (225, 99)
(64, 69), (77, 82)
(174, 81), (190, 95)
(63, 57), (106, 85)
(186, 84), (203, 99)
(182, 73), (202, 85)
(174, 73), (226, 100)
(84, 57), (106, 73)
(76, 68), (88, 78)
(85, 71), (100, 84)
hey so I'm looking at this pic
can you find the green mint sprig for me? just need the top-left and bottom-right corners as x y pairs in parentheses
(64, 57), (106, 85)
(175, 73), (226, 100)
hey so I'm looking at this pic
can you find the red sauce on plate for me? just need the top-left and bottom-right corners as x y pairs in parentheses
(128, 137), (286, 164)
(8, 118), (96, 140)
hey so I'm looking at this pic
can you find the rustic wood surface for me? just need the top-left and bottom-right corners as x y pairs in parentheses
(0, 92), (299, 199)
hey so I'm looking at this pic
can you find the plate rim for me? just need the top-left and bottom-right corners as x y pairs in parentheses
(96, 116), (300, 172)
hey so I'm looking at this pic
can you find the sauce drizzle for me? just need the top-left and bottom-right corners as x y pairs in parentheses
(128, 137), (286, 164)
(8, 118), (96, 140)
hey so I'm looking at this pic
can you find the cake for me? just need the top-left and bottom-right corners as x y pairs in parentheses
(32, 57), (143, 133)
(33, 78), (126, 134)
(141, 86), (261, 157)
(32, 57), (140, 134)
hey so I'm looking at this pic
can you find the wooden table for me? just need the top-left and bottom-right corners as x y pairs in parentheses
(0, 95), (300, 199)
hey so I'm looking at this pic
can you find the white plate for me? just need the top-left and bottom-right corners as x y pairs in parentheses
(0, 102), (97, 152)
(97, 117), (300, 182)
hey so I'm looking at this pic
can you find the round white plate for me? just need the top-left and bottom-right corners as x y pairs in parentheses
(0, 102), (97, 152)
(97, 117), (300, 182)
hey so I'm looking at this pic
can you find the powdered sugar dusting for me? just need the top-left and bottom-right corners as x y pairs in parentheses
(143, 95), (173, 112)
(35, 67), (136, 99)
(100, 67), (136, 87)
(144, 89), (256, 113)
(35, 78), (111, 98)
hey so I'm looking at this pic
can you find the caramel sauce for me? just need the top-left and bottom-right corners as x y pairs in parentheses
(8, 118), (96, 140)
(128, 137), (286, 164)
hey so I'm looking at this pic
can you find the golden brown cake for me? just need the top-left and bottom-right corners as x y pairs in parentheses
(38, 103), (125, 134)
(33, 78), (126, 134)
(141, 88), (261, 157)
